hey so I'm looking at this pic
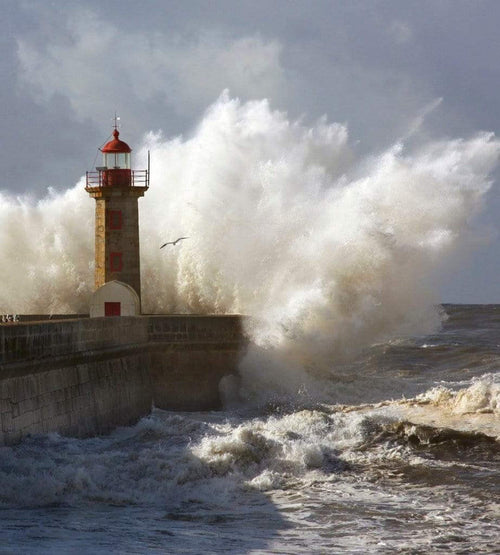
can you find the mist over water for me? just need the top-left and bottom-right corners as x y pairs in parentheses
(1, 93), (499, 371)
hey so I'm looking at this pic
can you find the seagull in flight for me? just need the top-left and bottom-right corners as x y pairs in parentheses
(160, 236), (189, 249)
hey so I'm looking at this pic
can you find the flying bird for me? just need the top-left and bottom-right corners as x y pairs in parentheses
(160, 237), (189, 249)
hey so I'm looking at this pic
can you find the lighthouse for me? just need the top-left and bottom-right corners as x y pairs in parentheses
(86, 122), (149, 316)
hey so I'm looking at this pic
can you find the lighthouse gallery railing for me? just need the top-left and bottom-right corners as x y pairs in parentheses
(85, 169), (149, 189)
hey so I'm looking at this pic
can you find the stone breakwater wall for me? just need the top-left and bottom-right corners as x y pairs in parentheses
(0, 315), (245, 444)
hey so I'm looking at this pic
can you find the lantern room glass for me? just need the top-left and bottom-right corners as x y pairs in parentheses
(103, 152), (130, 169)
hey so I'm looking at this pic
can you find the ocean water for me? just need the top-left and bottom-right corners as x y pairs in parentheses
(0, 304), (498, 554)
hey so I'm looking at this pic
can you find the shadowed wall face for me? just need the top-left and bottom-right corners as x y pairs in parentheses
(0, 354), (152, 445)
(0, 316), (246, 444)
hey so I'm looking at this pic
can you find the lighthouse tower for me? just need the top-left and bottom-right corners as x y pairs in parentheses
(86, 123), (149, 316)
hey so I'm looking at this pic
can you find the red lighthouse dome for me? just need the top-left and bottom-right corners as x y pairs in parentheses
(101, 129), (132, 154)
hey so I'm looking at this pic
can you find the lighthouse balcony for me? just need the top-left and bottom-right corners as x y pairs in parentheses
(86, 169), (149, 190)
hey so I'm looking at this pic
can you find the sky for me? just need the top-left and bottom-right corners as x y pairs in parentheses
(1, 0), (499, 302)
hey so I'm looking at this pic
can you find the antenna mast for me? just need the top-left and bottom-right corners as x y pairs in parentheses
(113, 112), (121, 131)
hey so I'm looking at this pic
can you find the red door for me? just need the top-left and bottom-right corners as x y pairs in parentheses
(104, 302), (121, 316)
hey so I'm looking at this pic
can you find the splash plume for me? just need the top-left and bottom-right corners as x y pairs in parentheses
(1, 93), (499, 366)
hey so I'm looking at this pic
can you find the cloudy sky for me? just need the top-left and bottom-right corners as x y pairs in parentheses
(1, 0), (500, 302)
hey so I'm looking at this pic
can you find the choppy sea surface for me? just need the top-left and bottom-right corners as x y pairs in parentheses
(0, 304), (499, 554)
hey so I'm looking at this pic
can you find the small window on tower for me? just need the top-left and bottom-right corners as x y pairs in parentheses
(110, 252), (123, 272)
(108, 210), (122, 230)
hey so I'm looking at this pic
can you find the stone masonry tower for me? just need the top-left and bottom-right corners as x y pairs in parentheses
(85, 123), (149, 311)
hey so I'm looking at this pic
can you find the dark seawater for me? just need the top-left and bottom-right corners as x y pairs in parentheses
(0, 305), (498, 554)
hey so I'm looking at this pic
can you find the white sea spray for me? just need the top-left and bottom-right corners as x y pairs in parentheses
(416, 373), (500, 415)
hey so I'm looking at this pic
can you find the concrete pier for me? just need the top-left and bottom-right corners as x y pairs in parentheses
(0, 315), (246, 444)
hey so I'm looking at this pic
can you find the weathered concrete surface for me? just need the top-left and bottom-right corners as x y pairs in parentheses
(0, 317), (148, 367)
(148, 316), (244, 411)
(0, 315), (246, 444)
